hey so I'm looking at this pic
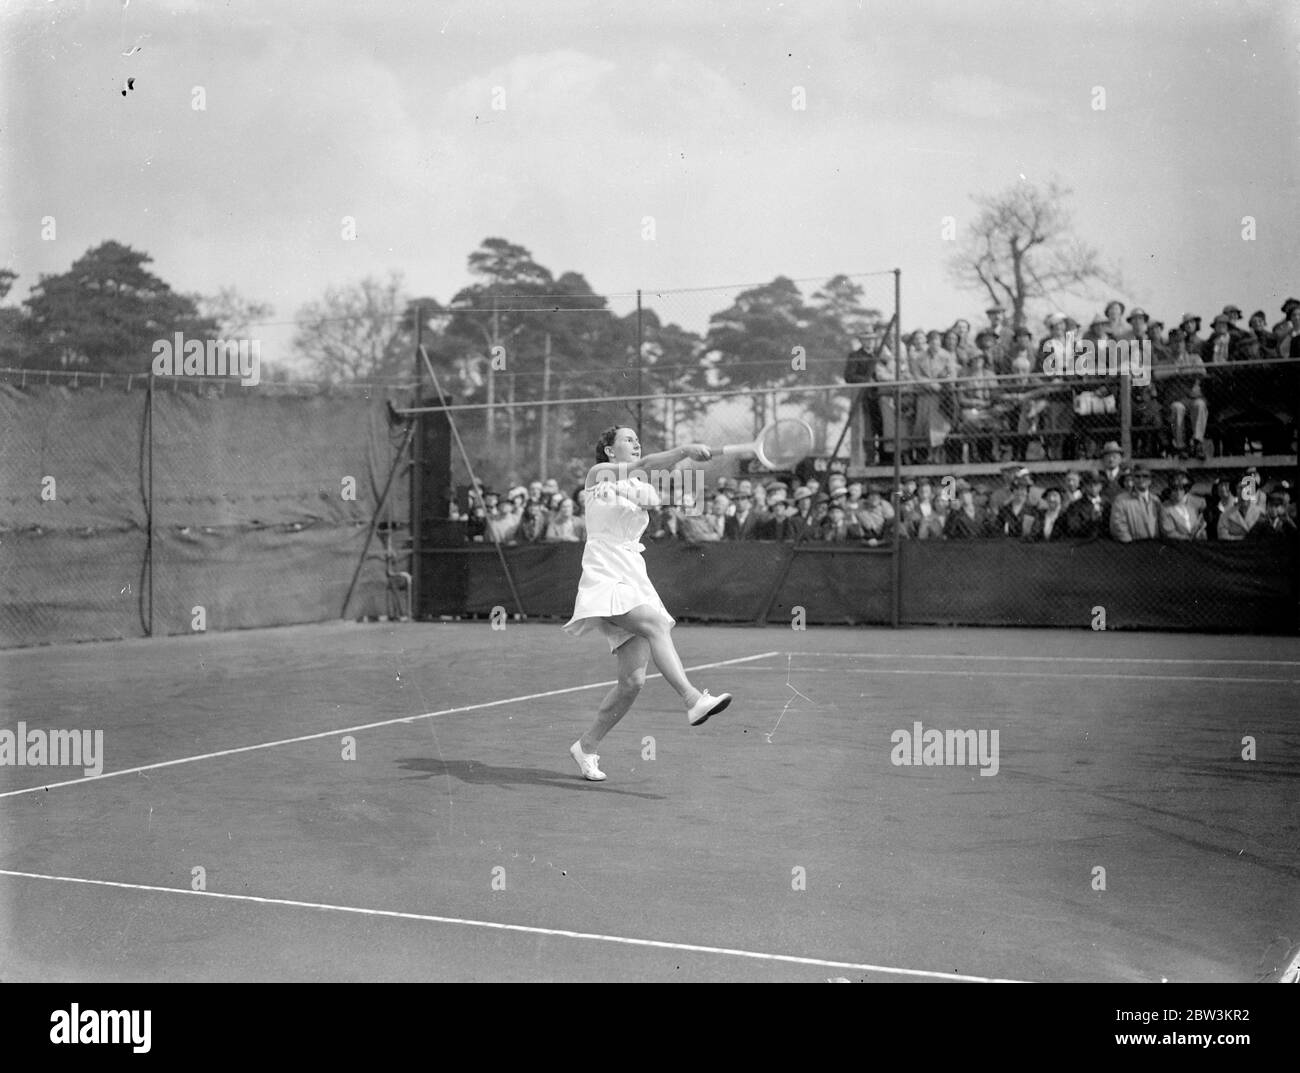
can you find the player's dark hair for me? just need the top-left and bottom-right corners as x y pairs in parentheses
(595, 426), (623, 464)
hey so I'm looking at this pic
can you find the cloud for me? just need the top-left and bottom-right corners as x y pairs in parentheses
(929, 74), (1047, 120)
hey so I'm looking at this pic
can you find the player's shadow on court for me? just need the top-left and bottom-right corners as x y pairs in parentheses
(395, 757), (665, 799)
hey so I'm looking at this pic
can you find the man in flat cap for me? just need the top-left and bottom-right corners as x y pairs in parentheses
(1062, 471), (1110, 539)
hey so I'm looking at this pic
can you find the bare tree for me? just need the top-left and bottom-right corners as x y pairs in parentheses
(197, 287), (274, 338)
(948, 180), (1121, 328)
(292, 272), (409, 382)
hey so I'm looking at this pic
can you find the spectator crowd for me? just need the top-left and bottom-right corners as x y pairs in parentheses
(457, 449), (1296, 548)
(844, 297), (1300, 465)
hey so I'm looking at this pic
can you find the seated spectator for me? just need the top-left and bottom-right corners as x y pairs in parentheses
(488, 487), (525, 544)
(1220, 304), (1246, 344)
(725, 489), (764, 540)
(942, 480), (987, 538)
(1097, 442), (1126, 503)
(783, 492), (813, 542)
(1158, 471), (1206, 540)
(1025, 486), (1068, 541)
(1155, 328), (1209, 459)
(993, 475), (1035, 538)
(819, 503), (864, 543)
(1271, 297), (1300, 344)
(1248, 310), (1279, 358)
(466, 503), (489, 543)
(1180, 312), (1205, 354)
(855, 486), (894, 545)
(1110, 464), (1160, 542)
(1061, 471), (1109, 538)
(544, 497), (586, 542)
(1251, 492), (1298, 540)
(514, 500), (548, 543)
(1202, 315), (1234, 364)
(1231, 330), (1262, 363)
(1202, 478), (1234, 540)
(956, 345), (1002, 461)
(1218, 478), (1265, 540)
(1005, 326), (1036, 381)
(950, 319), (978, 372)
(541, 477), (561, 500)
(902, 477), (946, 539)
(678, 493), (721, 543)
(1063, 470), (1083, 502)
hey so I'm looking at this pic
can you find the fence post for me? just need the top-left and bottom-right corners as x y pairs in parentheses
(1120, 371), (1132, 457)
(147, 371), (154, 637)
(891, 268), (902, 629)
(411, 305), (423, 619)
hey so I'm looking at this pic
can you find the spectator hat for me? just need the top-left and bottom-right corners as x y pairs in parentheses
(508, 485), (528, 500)
(829, 487), (847, 500)
(1281, 298), (1300, 313)
(1170, 471), (1192, 489)
(1088, 313), (1109, 328)
(1100, 440), (1123, 457)
(1212, 314), (1231, 327)
(542, 478), (560, 492)
(1013, 326), (1033, 339)
(481, 487), (499, 499)
(1222, 304), (1242, 319)
(1126, 307), (1149, 323)
(1181, 312), (1202, 326)
(792, 487), (813, 504)
(1105, 299), (1126, 316)
(813, 492), (830, 507)
(1063, 316), (1081, 329)
(975, 329), (998, 345)
(1249, 310), (1268, 324)
(986, 305), (1006, 314)
(1044, 311), (1066, 326)
(1149, 318), (1165, 329)
(1131, 464), (1152, 478)
(1267, 490), (1286, 506)
(1082, 471), (1103, 486)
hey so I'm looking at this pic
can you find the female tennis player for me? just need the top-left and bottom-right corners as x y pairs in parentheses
(564, 426), (733, 781)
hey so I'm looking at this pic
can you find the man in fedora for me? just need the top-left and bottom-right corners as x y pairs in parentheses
(1062, 471), (1110, 539)
(1098, 441), (1125, 502)
(1271, 298), (1299, 339)
(1110, 464), (1161, 542)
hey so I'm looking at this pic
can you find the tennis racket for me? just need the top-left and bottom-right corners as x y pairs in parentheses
(714, 419), (814, 470)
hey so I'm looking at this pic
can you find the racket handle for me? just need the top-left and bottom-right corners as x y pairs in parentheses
(719, 444), (752, 457)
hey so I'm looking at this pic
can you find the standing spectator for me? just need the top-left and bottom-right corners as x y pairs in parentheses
(544, 497), (585, 542)
(1158, 472), (1206, 540)
(942, 480), (987, 539)
(993, 475), (1035, 538)
(1110, 465), (1160, 542)
(984, 305), (1014, 360)
(1062, 472), (1109, 538)
(1025, 486), (1068, 541)
(957, 343), (1001, 462)
(844, 328), (884, 465)
(1156, 328), (1209, 459)
(1098, 442), (1126, 502)
(1218, 477), (1265, 540)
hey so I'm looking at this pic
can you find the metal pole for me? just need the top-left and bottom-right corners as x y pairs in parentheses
(1119, 371), (1132, 458)
(540, 332), (551, 476)
(636, 289), (644, 440)
(410, 305), (423, 619)
(891, 269), (902, 629)
(147, 371), (154, 637)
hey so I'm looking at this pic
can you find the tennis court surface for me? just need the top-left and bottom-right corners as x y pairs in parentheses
(2, 621), (1297, 982)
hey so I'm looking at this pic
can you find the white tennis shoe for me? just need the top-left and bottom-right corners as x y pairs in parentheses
(570, 740), (606, 781)
(686, 690), (732, 727)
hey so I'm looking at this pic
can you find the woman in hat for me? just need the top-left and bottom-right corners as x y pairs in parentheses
(563, 427), (733, 781)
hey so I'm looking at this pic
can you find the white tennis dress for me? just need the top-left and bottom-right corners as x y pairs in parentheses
(563, 477), (676, 653)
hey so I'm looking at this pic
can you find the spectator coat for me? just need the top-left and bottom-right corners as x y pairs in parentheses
(1109, 491), (1161, 542)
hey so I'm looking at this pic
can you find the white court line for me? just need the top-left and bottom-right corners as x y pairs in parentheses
(773, 652), (1300, 668)
(0, 868), (1021, 983)
(0, 651), (778, 800)
(749, 667), (1298, 685)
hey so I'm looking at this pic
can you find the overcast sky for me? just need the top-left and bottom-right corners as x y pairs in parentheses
(2, 0), (1297, 370)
